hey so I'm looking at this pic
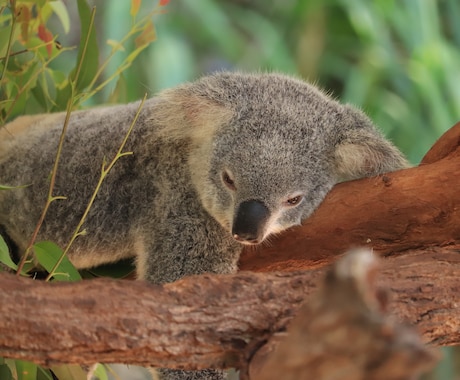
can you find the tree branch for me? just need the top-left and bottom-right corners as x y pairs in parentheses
(250, 249), (439, 380)
(0, 248), (458, 370)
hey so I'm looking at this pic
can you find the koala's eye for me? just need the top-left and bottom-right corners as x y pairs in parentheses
(222, 171), (236, 190)
(285, 195), (303, 207)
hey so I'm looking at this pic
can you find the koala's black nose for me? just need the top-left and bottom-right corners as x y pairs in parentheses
(232, 200), (270, 244)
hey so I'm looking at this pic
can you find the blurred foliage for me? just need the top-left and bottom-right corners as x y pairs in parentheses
(85, 0), (460, 164)
(0, 0), (158, 124)
(4, 0), (459, 160)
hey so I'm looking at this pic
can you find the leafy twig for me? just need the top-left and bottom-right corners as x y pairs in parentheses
(0, 48), (29, 61)
(45, 93), (147, 281)
(0, 0), (16, 85)
(15, 7), (98, 276)
(1, 45), (72, 124)
(82, 9), (159, 103)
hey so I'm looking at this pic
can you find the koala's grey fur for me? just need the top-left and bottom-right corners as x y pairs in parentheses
(0, 72), (408, 379)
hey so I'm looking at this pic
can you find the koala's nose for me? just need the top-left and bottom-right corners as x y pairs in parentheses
(232, 200), (270, 244)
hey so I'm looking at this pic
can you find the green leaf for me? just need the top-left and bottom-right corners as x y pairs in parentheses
(0, 363), (13, 380)
(71, 0), (99, 92)
(0, 23), (20, 58)
(33, 241), (82, 281)
(36, 367), (54, 380)
(31, 68), (57, 111)
(49, 364), (88, 380)
(49, 0), (71, 34)
(108, 73), (128, 104)
(4, 359), (16, 378)
(53, 81), (72, 111)
(0, 235), (17, 271)
(15, 360), (37, 380)
(92, 364), (108, 380)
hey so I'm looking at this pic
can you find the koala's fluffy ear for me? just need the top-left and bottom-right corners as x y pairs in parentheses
(334, 105), (410, 180)
(154, 85), (233, 144)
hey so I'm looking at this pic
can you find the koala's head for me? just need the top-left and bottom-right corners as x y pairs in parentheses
(202, 131), (336, 244)
(156, 72), (409, 245)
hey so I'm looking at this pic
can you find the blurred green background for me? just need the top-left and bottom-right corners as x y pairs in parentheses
(58, 0), (460, 165)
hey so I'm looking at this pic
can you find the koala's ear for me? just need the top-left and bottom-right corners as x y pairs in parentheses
(154, 86), (233, 144)
(334, 106), (410, 180)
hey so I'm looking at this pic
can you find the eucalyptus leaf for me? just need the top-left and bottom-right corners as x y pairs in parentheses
(49, 0), (71, 34)
(33, 241), (81, 282)
(0, 27), (19, 58)
(0, 235), (17, 271)
(15, 360), (37, 380)
(92, 363), (109, 380)
(50, 364), (88, 380)
(0, 363), (13, 380)
(36, 367), (54, 380)
(4, 359), (16, 378)
(108, 73), (128, 104)
(71, 0), (99, 92)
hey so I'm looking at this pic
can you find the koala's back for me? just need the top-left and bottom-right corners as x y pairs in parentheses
(0, 99), (183, 267)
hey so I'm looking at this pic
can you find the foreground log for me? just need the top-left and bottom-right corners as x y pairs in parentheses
(250, 249), (438, 380)
(240, 122), (460, 272)
(0, 248), (458, 372)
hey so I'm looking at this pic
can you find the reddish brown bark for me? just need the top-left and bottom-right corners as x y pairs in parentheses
(240, 122), (460, 272)
(0, 248), (458, 370)
(250, 250), (438, 380)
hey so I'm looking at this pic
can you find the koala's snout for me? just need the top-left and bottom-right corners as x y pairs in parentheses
(232, 200), (270, 244)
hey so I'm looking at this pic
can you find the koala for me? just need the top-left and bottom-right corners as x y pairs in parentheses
(0, 72), (409, 379)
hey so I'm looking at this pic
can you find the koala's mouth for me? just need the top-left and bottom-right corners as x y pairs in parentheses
(232, 234), (264, 245)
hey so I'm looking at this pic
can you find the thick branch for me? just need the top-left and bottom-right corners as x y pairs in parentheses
(250, 250), (438, 380)
(240, 122), (460, 272)
(0, 248), (458, 369)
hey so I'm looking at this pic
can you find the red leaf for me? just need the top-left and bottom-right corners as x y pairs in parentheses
(131, 0), (141, 17)
(159, 0), (169, 6)
(38, 24), (53, 57)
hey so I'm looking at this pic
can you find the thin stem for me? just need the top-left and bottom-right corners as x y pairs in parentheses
(0, 0), (16, 84)
(85, 10), (158, 93)
(16, 7), (98, 276)
(0, 48), (28, 61)
(45, 93), (147, 281)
